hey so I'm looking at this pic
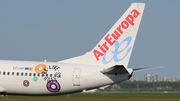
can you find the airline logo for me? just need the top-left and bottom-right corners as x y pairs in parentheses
(102, 36), (132, 64)
(93, 9), (140, 61)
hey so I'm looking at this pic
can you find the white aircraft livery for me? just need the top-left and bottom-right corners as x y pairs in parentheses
(0, 3), (145, 96)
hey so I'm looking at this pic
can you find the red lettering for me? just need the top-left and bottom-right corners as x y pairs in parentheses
(98, 45), (106, 53)
(102, 42), (109, 52)
(105, 34), (115, 46)
(93, 9), (141, 61)
(131, 9), (140, 18)
(121, 21), (129, 29)
(93, 49), (103, 61)
(112, 30), (120, 40)
(116, 25), (123, 34)
(126, 14), (134, 26)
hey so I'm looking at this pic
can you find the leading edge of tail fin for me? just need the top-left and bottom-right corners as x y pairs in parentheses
(58, 3), (145, 67)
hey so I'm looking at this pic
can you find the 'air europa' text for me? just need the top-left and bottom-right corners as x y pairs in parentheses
(93, 9), (140, 61)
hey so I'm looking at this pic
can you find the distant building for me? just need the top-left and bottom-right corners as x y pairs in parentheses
(144, 74), (158, 82)
(129, 77), (137, 82)
(162, 76), (180, 82)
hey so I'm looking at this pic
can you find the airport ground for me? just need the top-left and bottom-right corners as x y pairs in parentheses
(0, 92), (180, 101)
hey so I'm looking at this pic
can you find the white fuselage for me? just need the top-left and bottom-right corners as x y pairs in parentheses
(0, 60), (130, 95)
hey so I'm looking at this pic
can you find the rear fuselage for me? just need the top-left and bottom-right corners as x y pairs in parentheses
(0, 60), (130, 95)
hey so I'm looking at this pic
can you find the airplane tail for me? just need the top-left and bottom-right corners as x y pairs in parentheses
(58, 3), (145, 67)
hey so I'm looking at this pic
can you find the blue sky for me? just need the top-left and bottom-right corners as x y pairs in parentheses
(0, 0), (180, 80)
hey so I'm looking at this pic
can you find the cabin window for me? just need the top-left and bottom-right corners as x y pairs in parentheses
(7, 72), (10, 75)
(3, 72), (5, 75)
(17, 72), (19, 76)
(50, 74), (53, 77)
(33, 73), (36, 76)
(29, 73), (32, 76)
(37, 73), (40, 77)
(0, 72), (1, 75)
(12, 72), (14, 76)
(41, 73), (44, 77)
(25, 73), (28, 76)
(21, 72), (23, 76)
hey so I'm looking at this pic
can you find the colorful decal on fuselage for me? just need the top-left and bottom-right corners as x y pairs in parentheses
(13, 64), (61, 93)
(23, 80), (30, 87)
(25, 67), (33, 70)
(40, 65), (61, 92)
(33, 76), (38, 82)
(35, 64), (47, 74)
(46, 79), (61, 92)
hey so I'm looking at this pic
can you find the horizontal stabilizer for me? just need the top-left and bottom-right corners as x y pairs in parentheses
(101, 65), (129, 74)
(133, 66), (164, 72)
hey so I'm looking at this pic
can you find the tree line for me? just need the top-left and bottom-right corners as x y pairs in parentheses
(103, 81), (180, 92)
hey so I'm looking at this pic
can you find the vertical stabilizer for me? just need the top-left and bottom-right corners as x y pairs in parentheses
(59, 3), (145, 67)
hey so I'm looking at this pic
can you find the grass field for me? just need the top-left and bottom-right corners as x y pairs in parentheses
(1, 92), (180, 101)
